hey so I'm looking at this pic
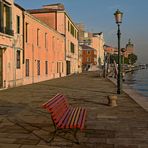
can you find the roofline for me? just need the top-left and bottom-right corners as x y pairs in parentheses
(27, 9), (62, 13)
(14, 3), (25, 11)
(27, 8), (79, 31)
(80, 45), (96, 51)
(24, 11), (65, 39)
(63, 11), (79, 31)
(42, 3), (63, 7)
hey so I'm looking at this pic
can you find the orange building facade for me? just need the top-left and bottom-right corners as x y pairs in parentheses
(91, 33), (105, 66)
(0, 1), (67, 89)
(0, 0), (24, 88)
(23, 12), (65, 85)
(28, 4), (79, 75)
(81, 44), (97, 69)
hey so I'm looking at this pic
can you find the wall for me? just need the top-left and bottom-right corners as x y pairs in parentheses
(82, 50), (97, 66)
(91, 34), (105, 66)
(64, 14), (79, 74)
(23, 12), (66, 85)
(30, 8), (79, 75)
(0, 1), (23, 88)
(31, 12), (57, 30)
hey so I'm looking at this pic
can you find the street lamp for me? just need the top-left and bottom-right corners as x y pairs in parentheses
(114, 9), (123, 94)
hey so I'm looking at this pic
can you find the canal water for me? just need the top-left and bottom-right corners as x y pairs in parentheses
(124, 68), (148, 97)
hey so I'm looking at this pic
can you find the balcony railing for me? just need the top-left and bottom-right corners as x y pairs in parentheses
(0, 27), (14, 36)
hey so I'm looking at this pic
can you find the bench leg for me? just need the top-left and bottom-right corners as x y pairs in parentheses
(48, 129), (57, 143)
(51, 128), (80, 144)
(74, 129), (79, 144)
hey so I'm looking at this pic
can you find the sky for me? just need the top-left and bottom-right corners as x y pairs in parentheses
(15, 0), (148, 64)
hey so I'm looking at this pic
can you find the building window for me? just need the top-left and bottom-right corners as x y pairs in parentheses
(0, 1), (13, 36)
(25, 23), (28, 42)
(87, 51), (91, 54)
(37, 29), (39, 46)
(70, 42), (75, 53)
(16, 15), (20, 34)
(37, 60), (40, 75)
(45, 33), (47, 48)
(57, 62), (62, 73)
(70, 24), (74, 36)
(26, 59), (29, 77)
(75, 30), (76, 38)
(57, 62), (59, 73)
(16, 50), (21, 69)
(87, 58), (91, 62)
(68, 21), (70, 32)
(62, 62), (63, 73)
(77, 32), (79, 40)
(45, 61), (48, 74)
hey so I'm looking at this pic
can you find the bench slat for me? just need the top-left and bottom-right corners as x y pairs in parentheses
(73, 108), (81, 128)
(66, 107), (77, 128)
(77, 108), (86, 130)
(50, 98), (68, 114)
(57, 107), (71, 127)
(52, 105), (68, 123)
(60, 107), (73, 128)
(42, 93), (62, 108)
(70, 107), (79, 128)
(47, 95), (66, 110)
(79, 109), (87, 130)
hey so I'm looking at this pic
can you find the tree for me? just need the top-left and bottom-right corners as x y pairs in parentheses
(128, 53), (138, 65)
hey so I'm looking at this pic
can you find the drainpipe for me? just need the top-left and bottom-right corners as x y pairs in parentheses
(64, 13), (66, 61)
(22, 11), (25, 85)
(32, 44), (34, 83)
(22, 11), (25, 64)
(13, 44), (16, 87)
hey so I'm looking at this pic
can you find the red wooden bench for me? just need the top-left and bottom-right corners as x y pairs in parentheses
(42, 93), (87, 144)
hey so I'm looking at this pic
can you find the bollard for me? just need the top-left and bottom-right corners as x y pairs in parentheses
(107, 95), (118, 107)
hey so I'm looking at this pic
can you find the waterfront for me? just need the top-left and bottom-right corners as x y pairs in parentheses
(124, 68), (148, 97)
(0, 71), (148, 147)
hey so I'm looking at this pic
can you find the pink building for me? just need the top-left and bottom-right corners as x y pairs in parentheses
(91, 33), (105, 66)
(0, 1), (66, 89)
(23, 11), (65, 85)
(28, 3), (79, 75)
(0, 0), (24, 88)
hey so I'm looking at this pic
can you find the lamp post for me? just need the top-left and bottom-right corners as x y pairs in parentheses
(114, 9), (123, 94)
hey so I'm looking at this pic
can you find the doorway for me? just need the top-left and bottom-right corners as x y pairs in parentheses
(66, 61), (70, 75)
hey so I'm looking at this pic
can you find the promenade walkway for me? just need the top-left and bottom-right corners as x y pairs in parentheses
(0, 71), (148, 148)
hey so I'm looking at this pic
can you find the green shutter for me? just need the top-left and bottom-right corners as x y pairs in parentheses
(0, 2), (4, 32)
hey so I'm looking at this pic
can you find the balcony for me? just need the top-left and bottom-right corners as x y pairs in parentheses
(0, 27), (14, 36)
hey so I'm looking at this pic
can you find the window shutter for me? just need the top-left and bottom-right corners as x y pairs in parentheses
(0, 2), (4, 32)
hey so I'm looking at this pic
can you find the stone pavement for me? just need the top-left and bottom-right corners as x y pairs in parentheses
(0, 71), (148, 148)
